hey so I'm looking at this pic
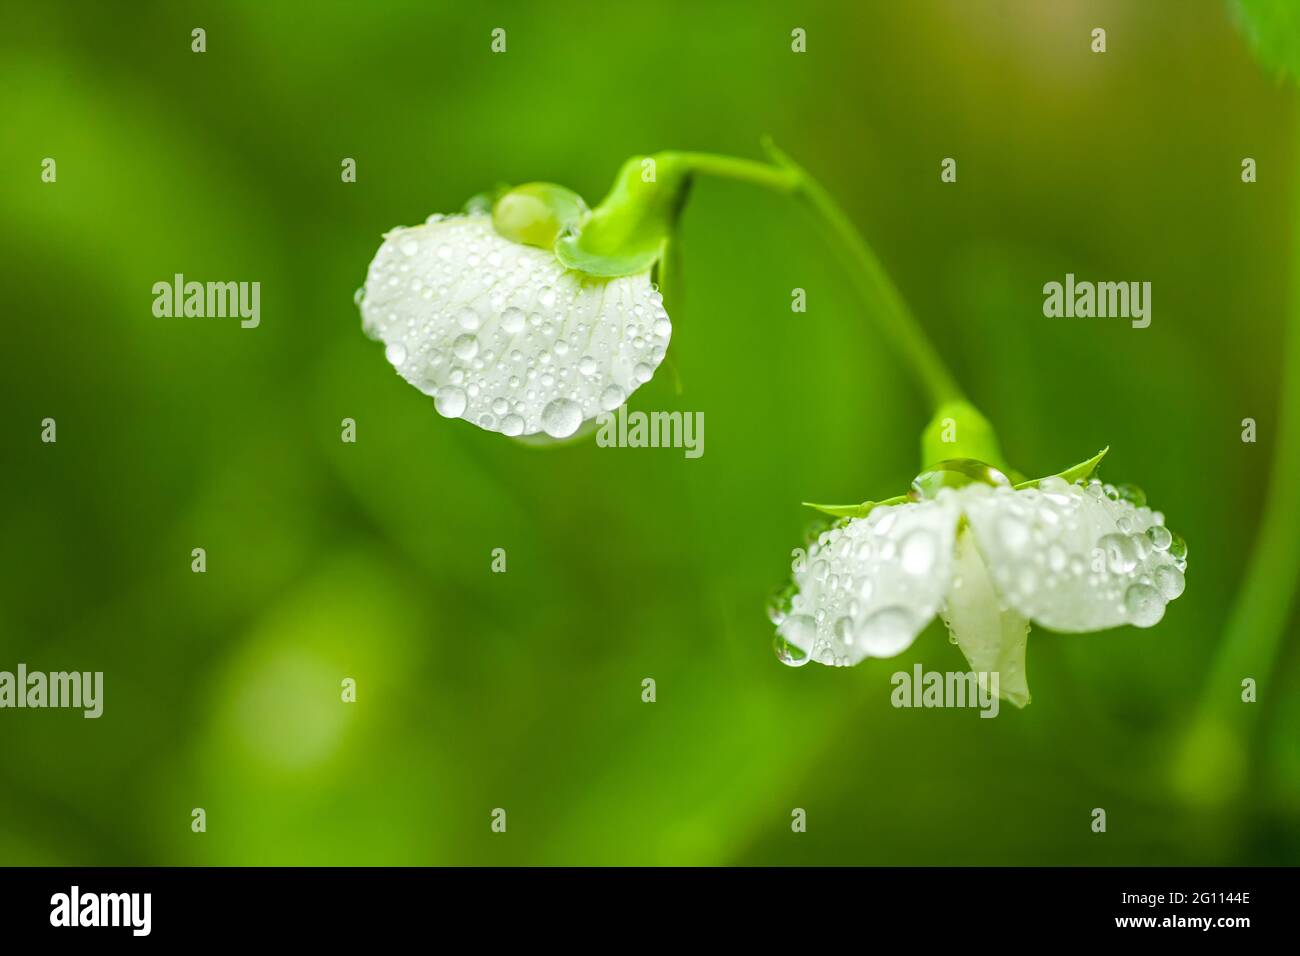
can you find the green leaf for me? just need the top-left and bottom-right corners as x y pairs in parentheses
(1014, 446), (1109, 490)
(802, 494), (908, 519)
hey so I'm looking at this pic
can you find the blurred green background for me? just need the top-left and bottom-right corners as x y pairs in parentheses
(1, 0), (1297, 865)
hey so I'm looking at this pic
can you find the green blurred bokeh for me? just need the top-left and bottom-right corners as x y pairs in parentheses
(1, 0), (1296, 865)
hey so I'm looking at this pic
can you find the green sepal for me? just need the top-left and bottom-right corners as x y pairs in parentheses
(920, 400), (1010, 473)
(554, 153), (693, 278)
(802, 494), (909, 519)
(1014, 446), (1109, 490)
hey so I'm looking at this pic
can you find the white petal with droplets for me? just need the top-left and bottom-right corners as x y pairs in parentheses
(780, 494), (960, 666)
(960, 477), (1185, 633)
(358, 214), (671, 436)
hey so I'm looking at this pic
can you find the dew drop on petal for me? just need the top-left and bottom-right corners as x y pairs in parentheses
(541, 398), (582, 438)
(776, 614), (815, 667)
(1100, 533), (1138, 574)
(1167, 532), (1188, 562)
(855, 606), (917, 657)
(774, 635), (810, 667)
(766, 583), (796, 626)
(1125, 583), (1167, 627)
(1116, 483), (1147, 508)
(1146, 525), (1172, 551)
(500, 307), (525, 334)
(1154, 565), (1186, 600)
(456, 308), (481, 331)
(600, 384), (626, 411)
(384, 342), (407, 366)
(833, 616), (855, 645)
(500, 413), (525, 437)
(434, 386), (467, 419)
(452, 334), (479, 360)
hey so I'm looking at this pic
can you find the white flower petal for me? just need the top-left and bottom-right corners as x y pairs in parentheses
(780, 496), (959, 666)
(942, 527), (1031, 707)
(960, 477), (1186, 633)
(358, 213), (671, 437)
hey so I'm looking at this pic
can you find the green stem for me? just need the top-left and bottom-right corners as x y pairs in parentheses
(664, 145), (965, 410)
(1173, 107), (1300, 807)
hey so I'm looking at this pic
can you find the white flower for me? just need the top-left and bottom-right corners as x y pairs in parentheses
(773, 475), (1188, 706)
(358, 213), (671, 438)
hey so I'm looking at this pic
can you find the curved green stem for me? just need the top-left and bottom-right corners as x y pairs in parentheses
(1173, 107), (1300, 807)
(663, 145), (965, 410)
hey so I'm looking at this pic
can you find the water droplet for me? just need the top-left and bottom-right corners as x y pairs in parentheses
(434, 386), (467, 419)
(855, 606), (917, 657)
(766, 583), (796, 625)
(1154, 564), (1185, 600)
(633, 362), (654, 383)
(1116, 483), (1147, 507)
(600, 384), (625, 411)
(833, 616), (855, 645)
(538, 286), (557, 308)
(776, 614), (816, 667)
(1099, 533), (1138, 574)
(399, 238), (419, 257)
(1124, 583), (1166, 627)
(384, 342), (407, 366)
(500, 307), (526, 334)
(1145, 525), (1172, 551)
(500, 413), (525, 436)
(774, 634), (810, 667)
(456, 308), (481, 331)
(910, 458), (1010, 500)
(1167, 532), (1188, 562)
(541, 398), (582, 438)
(452, 334), (479, 360)
(578, 355), (598, 376)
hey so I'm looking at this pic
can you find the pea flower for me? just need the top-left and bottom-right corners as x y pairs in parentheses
(771, 426), (1188, 707)
(355, 146), (828, 439)
(357, 178), (673, 438)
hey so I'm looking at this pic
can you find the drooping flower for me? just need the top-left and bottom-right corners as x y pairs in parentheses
(356, 151), (711, 440)
(771, 453), (1188, 707)
(358, 210), (670, 438)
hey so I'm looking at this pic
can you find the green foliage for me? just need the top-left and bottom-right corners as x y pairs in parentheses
(1233, 0), (1300, 82)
